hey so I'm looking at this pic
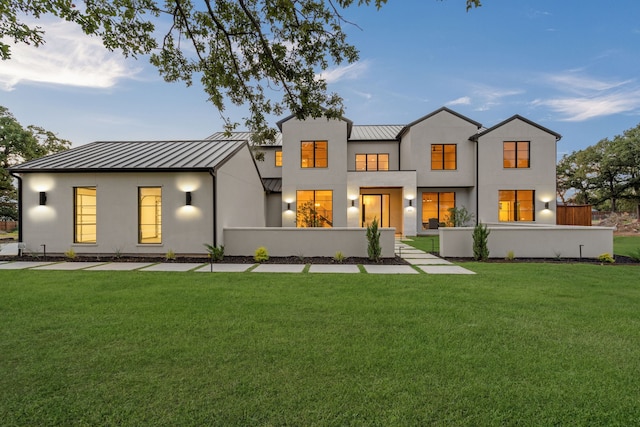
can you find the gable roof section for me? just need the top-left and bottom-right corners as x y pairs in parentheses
(349, 125), (404, 141)
(10, 139), (248, 173)
(470, 115), (562, 141)
(398, 107), (483, 138)
(276, 111), (354, 137)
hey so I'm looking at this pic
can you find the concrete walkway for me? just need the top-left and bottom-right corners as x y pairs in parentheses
(0, 239), (474, 274)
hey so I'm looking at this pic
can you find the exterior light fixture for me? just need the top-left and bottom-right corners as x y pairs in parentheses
(185, 191), (192, 206)
(287, 202), (291, 211)
(409, 199), (413, 207)
(351, 199), (356, 207)
(39, 192), (47, 206)
(544, 201), (550, 210)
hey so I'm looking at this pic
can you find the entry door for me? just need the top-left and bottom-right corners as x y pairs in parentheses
(361, 195), (390, 227)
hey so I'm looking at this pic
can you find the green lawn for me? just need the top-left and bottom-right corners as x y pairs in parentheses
(1, 265), (640, 426)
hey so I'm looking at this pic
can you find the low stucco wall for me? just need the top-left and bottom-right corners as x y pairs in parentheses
(439, 225), (615, 259)
(224, 227), (396, 258)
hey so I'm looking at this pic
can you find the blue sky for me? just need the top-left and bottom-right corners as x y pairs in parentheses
(2, 0), (640, 159)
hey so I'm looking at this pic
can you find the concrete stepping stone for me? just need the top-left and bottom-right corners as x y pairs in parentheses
(33, 262), (106, 270)
(140, 263), (205, 272)
(417, 265), (476, 274)
(195, 264), (253, 273)
(251, 264), (305, 273)
(308, 264), (360, 273)
(0, 261), (57, 269)
(87, 262), (154, 271)
(363, 265), (419, 274)
(405, 258), (453, 265)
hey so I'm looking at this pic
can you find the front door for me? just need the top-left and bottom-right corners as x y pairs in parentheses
(361, 194), (390, 227)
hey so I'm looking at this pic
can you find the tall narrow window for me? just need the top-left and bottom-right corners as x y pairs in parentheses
(139, 187), (162, 243)
(296, 190), (333, 227)
(275, 150), (282, 167)
(431, 144), (457, 170)
(422, 192), (455, 228)
(498, 190), (535, 221)
(503, 141), (530, 168)
(355, 153), (389, 171)
(74, 187), (96, 243)
(301, 141), (328, 168)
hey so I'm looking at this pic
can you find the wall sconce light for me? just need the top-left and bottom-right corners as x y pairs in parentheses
(351, 199), (356, 207)
(185, 191), (192, 206)
(544, 201), (550, 210)
(287, 202), (291, 211)
(39, 191), (47, 206)
(409, 199), (413, 207)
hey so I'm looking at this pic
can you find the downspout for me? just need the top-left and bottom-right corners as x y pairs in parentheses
(9, 171), (23, 248)
(475, 140), (479, 225)
(213, 172), (218, 247)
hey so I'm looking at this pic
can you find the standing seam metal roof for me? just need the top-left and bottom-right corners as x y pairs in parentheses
(10, 140), (248, 172)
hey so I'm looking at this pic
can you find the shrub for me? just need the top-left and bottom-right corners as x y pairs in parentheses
(254, 246), (269, 262)
(333, 251), (345, 263)
(598, 253), (615, 264)
(505, 250), (515, 261)
(446, 206), (474, 227)
(64, 248), (76, 260)
(366, 218), (381, 262)
(165, 249), (176, 261)
(472, 223), (490, 261)
(204, 244), (225, 262)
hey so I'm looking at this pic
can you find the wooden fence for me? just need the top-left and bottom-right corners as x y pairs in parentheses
(556, 205), (592, 226)
(0, 221), (18, 232)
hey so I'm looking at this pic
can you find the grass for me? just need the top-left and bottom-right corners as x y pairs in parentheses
(1, 265), (640, 425)
(404, 235), (440, 253)
(614, 235), (640, 258)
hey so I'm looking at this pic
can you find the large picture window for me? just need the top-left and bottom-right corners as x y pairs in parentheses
(431, 144), (457, 170)
(499, 190), (535, 221)
(296, 190), (333, 227)
(422, 192), (455, 228)
(355, 154), (389, 171)
(301, 141), (328, 168)
(74, 187), (96, 243)
(139, 187), (162, 243)
(503, 141), (530, 168)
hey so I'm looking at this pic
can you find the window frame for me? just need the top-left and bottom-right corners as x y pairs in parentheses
(498, 189), (535, 222)
(503, 141), (530, 169)
(138, 187), (162, 244)
(355, 153), (390, 171)
(296, 190), (333, 228)
(275, 150), (282, 167)
(421, 191), (456, 228)
(300, 140), (328, 168)
(73, 186), (97, 244)
(431, 144), (457, 170)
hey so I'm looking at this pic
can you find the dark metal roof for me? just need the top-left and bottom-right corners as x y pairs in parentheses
(348, 125), (404, 141)
(470, 115), (562, 141)
(262, 178), (282, 193)
(10, 140), (247, 172)
(205, 131), (283, 146)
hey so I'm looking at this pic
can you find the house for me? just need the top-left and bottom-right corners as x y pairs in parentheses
(248, 107), (561, 234)
(9, 139), (265, 256)
(10, 106), (572, 258)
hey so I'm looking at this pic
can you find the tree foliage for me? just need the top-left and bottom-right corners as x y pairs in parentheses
(1, 0), (481, 142)
(0, 106), (71, 220)
(557, 122), (640, 212)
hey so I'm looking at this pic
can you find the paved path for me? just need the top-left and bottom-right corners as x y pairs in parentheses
(0, 239), (474, 274)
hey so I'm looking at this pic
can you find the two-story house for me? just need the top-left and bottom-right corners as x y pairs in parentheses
(252, 107), (561, 236)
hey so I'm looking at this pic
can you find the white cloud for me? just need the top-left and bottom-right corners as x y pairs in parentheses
(316, 61), (369, 84)
(0, 18), (141, 91)
(533, 71), (640, 121)
(447, 96), (471, 106)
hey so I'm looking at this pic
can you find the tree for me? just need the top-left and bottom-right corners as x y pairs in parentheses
(0, 106), (71, 220)
(1, 0), (481, 142)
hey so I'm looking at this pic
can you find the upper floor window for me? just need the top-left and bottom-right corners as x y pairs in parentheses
(355, 153), (389, 171)
(74, 187), (96, 243)
(431, 144), (456, 170)
(301, 141), (327, 168)
(503, 141), (530, 168)
(275, 150), (282, 167)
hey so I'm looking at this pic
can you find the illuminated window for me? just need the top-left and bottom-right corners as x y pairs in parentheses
(139, 187), (162, 243)
(422, 192), (455, 228)
(431, 144), (457, 170)
(498, 190), (535, 221)
(296, 190), (333, 227)
(355, 154), (389, 171)
(74, 187), (96, 243)
(275, 150), (282, 167)
(503, 141), (530, 168)
(301, 141), (328, 168)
